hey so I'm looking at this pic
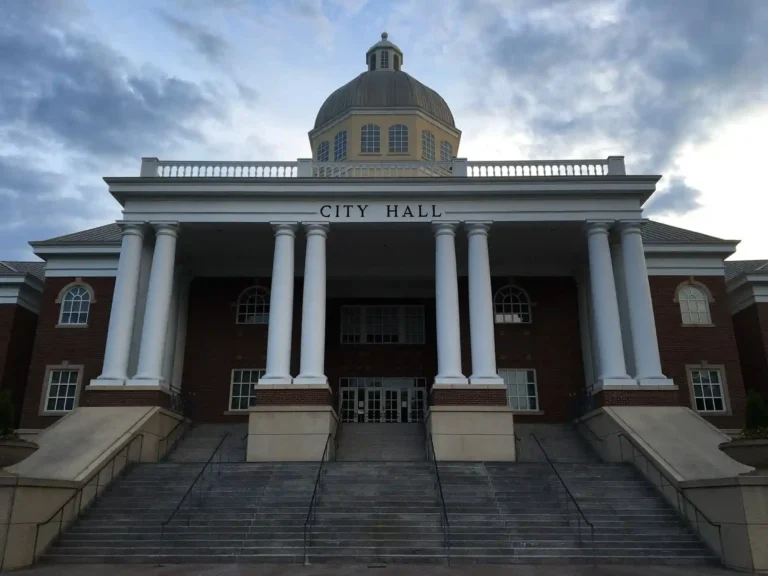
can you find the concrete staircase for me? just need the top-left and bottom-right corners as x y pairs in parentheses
(335, 423), (426, 461)
(168, 422), (248, 463)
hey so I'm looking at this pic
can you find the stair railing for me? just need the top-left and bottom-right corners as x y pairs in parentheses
(303, 432), (332, 564)
(156, 418), (190, 461)
(426, 429), (451, 564)
(160, 432), (231, 552)
(529, 433), (595, 565)
(32, 433), (145, 564)
(614, 432), (725, 563)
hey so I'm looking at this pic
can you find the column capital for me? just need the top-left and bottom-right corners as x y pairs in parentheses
(585, 220), (614, 236)
(616, 219), (648, 236)
(303, 222), (329, 238)
(271, 222), (298, 237)
(152, 222), (180, 238)
(117, 221), (145, 238)
(465, 222), (492, 237)
(432, 221), (459, 236)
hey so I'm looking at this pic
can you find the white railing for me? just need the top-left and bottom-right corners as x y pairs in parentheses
(312, 161), (454, 178)
(139, 156), (625, 178)
(466, 159), (614, 177)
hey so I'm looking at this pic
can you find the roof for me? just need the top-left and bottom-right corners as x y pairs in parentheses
(724, 259), (768, 282)
(32, 223), (122, 246)
(640, 221), (729, 244)
(0, 261), (45, 281)
(314, 71), (455, 130)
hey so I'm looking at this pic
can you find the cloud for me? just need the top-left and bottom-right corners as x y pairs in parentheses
(329, 0), (369, 16)
(643, 177), (703, 217)
(157, 11), (231, 67)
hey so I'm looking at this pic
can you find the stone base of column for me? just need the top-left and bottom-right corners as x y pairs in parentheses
(598, 377), (637, 390)
(247, 405), (337, 461)
(253, 384), (333, 405)
(434, 375), (469, 386)
(637, 377), (675, 388)
(596, 387), (679, 408)
(468, 375), (505, 386)
(257, 375), (293, 386)
(126, 378), (166, 388)
(427, 406), (516, 461)
(81, 385), (171, 409)
(292, 375), (329, 386)
(89, 378), (127, 387)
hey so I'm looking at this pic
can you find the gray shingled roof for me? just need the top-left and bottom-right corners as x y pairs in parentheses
(32, 223), (122, 246)
(0, 261), (45, 281)
(724, 260), (768, 282)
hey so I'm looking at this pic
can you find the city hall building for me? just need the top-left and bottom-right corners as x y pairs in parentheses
(5, 34), (762, 461)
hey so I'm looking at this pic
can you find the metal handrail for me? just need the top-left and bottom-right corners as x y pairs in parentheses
(529, 433), (595, 565)
(160, 431), (230, 544)
(615, 433), (725, 561)
(168, 383), (185, 416)
(426, 430), (451, 564)
(32, 433), (145, 564)
(303, 433), (332, 564)
(156, 418), (189, 461)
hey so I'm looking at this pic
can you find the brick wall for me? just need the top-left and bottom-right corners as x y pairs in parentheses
(0, 304), (38, 427)
(430, 388), (506, 406)
(81, 389), (170, 409)
(641, 275), (747, 429)
(732, 302), (768, 400)
(20, 277), (114, 429)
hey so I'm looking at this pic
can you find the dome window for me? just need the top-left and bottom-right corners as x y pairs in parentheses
(440, 140), (453, 161)
(334, 130), (348, 161)
(361, 124), (380, 153)
(389, 124), (408, 153)
(380, 50), (389, 69)
(317, 141), (329, 162)
(422, 130), (435, 161)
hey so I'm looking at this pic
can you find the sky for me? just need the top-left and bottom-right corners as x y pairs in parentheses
(1, 0), (767, 261)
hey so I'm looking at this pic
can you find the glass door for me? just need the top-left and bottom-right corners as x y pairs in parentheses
(366, 388), (382, 422)
(384, 389), (400, 422)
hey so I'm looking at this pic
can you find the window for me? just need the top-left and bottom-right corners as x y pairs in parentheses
(334, 130), (347, 161)
(494, 285), (531, 324)
(380, 50), (389, 69)
(44, 368), (81, 413)
(500, 369), (539, 411)
(440, 140), (453, 162)
(689, 368), (726, 413)
(389, 124), (408, 153)
(394, 54), (400, 71)
(230, 369), (265, 410)
(59, 285), (91, 325)
(422, 130), (435, 160)
(678, 284), (711, 325)
(361, 124), (380, 153)
(341, 305), (425, 344)
(236, 286), (270, 324)
(317, 141), (329, 162)
(370, 53), (376, 71)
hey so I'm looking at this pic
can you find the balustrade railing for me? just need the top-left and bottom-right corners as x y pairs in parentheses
(466, 159), (610, 177)
(147, 160), (298, 178)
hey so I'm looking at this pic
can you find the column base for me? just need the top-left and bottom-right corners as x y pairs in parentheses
(89, 378), (126, 387)
(427, 406), (516, 461)
(434, 375), (469, 386)
(468, 375), (505, 386)
(247, 405), (337, 461)
(637, 377), (676, 388)
(126, 378), (166, 388)
(597, 377), (637, 390)
(293, 375), (329, 386)
(257, 375), (293, 385)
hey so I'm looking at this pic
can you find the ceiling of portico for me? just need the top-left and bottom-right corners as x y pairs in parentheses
(175, 221), (589, 282)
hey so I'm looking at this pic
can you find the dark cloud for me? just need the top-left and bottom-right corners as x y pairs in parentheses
(157, 11), (232, 66)
(643, 178), (703, 217)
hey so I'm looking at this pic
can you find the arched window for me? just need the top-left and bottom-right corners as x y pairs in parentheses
(237, 286), (270, 324)
(59, 285), (91, 325)
(317, 141), (329, 162)
(361, 124), (380, 153)
(440, 140), (453, 162)
(422, 130), (435, 160)
(334, 130), (347, 161)
(677, 283), (711, 325)
(380, 50), (389, 69)
(389, 124), (408, 153)
(494, 285), (531, 324)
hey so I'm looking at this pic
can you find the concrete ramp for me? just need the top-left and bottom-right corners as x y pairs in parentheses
(6, 406), (174, 481)
(584, 406), (752, 481)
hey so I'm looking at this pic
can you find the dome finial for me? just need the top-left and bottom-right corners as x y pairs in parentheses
(381, 32), (388, 40)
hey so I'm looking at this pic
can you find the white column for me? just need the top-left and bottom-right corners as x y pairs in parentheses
(259, 223), (297, 385)
(131, 223), (180, 385)
(295, 223), (329, 386)
(92, 223), (145, 385)
(161, 268), (182, 385)
(611, 241), (635, 376)
(619, 221), (673, 385)
(466, 223), (503, 385)
(585, 221), (632, 385)
(433, 222), (467, 385)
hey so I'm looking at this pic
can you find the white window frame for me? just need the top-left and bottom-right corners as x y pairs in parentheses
(334, 130), (347, 161)
(422, 130), (435, 160)
(236, 286), (270, 324)
(494, 285), (532, 324)
(229, 368), (265, 411)
(57, 283), (94, 326)
(440, 140), (453, 162)
(499, 368), (539, 412)
(388, 124), (408, 153)
(676, 283), (712, 325)
(380, 49), (389, 69)
(317, 140), (329, 162)
(340, 305), (425, 345)
(41, 365), (83, 415)
(687, 365), (729, 414)
(361, 124), (381, 153)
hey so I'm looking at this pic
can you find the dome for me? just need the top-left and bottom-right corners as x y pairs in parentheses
(313, 70), (456, 130)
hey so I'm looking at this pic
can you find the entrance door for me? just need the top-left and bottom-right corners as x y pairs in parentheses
(366, 388), (382, 422)
(338, 377), (427, 423)
(384, 389), (400, 423)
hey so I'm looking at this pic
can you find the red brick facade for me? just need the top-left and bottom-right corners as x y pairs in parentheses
(430, 388), (507, 406)
(732, 302), (768, 400)
(0, 304), (38, 427)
